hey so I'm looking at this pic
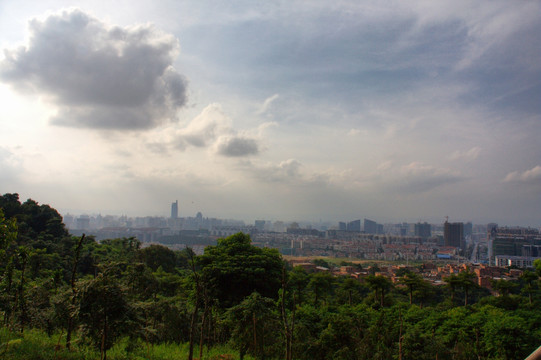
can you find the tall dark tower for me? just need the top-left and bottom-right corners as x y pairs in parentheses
(444, 220), (463, 248)
(171, 200), (178, 219)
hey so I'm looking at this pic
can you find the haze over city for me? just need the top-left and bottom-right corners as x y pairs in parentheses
(1, 1), (540, 227)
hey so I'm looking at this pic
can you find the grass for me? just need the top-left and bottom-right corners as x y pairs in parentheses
(1, 327), (85, 360)
(0, 327), (249, 360)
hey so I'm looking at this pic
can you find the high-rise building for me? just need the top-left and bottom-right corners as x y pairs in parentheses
(487, 223), (498, 233)
(76, 215), (90, 230)
(522, 245), (541, 258)
(414, 222), (431, 239)
(171, 200), (178, 219)
(464, 222), (473, 237)
(338, 222), (347, 231)
(255, 220), (266, 232)
(347, 220), (361, 232)
(364, 219), (378, 234)
(400, 223), (409, 236)
(444, 221), (463, 248)
(489, 227), (541, 265)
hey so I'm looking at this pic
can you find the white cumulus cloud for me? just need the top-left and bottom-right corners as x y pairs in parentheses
(0, 9), (188, 130)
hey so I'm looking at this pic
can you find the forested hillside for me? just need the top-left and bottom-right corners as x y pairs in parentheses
(1, 193), (540, 360)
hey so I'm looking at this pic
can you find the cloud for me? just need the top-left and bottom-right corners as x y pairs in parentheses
(176, 104), (232, 148)
(257, 94), (279, 115)
(0, 9), (187, 130)
(215, 136), (259, 157)
(373, 161), (464, 194)
(240, 159), (303, 183)
(279, 159), (302, 178)
(0, 146), (22, 182)
(397, 162), (464, 193)
(453, 2), (541, 72)
(449, 147), (481, 161)
(503, 165), (541, 184)
(170, 103), (262, 157)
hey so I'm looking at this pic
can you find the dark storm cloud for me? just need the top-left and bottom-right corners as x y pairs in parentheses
(216, 136), (259, 157)
(0, 9), (187, 130)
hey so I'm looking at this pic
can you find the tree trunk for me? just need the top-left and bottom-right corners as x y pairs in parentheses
(398, 311), (403, 360)
(253, 312), (257, 357)
(4, 260), (13, 327)
(280, 266), (292, 360)
(188, 300), (199, 360)
(290, 292), (296, 360)
(198, 293), (209, 360)
(18, 253), (28, 333)
(101, 314), (108, 360)
(188, 248), (200, 360)
(67, 234), (85, 350)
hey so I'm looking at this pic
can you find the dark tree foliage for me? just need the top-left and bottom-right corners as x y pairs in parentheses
(226, 292), (282, 359)
(138, 244), (177, 273)
(78, 266), (134, 360)
(198, 232), (283, 308)
(0, 193), (68, 245)
(313, 258), (332, 269)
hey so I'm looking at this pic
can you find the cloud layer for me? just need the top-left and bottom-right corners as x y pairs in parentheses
(0, 9), (187, 130)
(0, 2), (540, 226)
(504, 166), (541, 184)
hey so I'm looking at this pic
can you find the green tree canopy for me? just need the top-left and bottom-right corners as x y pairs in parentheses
(0, 208), (17, 258)
(226, 292), (280, 360)
(0, 193), (68, 243)
(365, 274), (392, 307)
(138, 244), (176, 273)
(78, 266), (133, 360)
(198, 232), (283, 308)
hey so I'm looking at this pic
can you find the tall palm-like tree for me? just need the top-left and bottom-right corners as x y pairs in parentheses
(444, 274), (461, 304)
(520, 270), (538, 305)
(366, 275), (392, 307)
(458, 271), (477, 306)
(399, 272), (423, 305)
(491, 279), (517, 297)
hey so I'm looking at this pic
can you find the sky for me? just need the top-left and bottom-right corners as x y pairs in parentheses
(0, 1), (540, 227)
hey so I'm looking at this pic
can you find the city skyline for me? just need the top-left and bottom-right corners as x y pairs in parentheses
(1, 2), (540, 227)
(60, 201), (526, 232)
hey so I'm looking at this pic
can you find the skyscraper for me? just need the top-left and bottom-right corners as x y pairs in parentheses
(444, 221), (463, 248)
(489, 227), (541, 264)
(255, 220), (266, 232)
(171, 200), (178, 219)
(347, 220), (361, 232)
(414, 222), (431, 239)
(364, 219), (377, 234)
(464, 222), (473, 237)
